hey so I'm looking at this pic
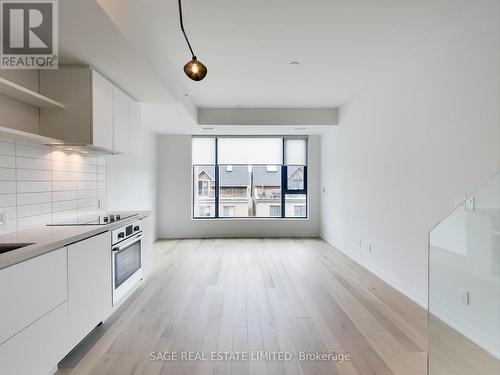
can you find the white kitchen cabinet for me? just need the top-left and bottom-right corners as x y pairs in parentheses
(112, 86), (130, 154)
(0, 248), (68, 375)
(92, 70), (114, 151)
(141, 215), (154, 278)
(0, 302), (68, 375)
(40, 67), (134, 154)
(67, 231), (112, 349)
(0, 247), (67, 344)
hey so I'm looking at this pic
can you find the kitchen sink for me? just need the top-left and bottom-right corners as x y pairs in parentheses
(0, 243), (35, 254)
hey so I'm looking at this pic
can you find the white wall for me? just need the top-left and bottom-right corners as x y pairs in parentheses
(106, 103), (157, 238)
(157, 135), (321, 238)
(321, 0), (500, 308)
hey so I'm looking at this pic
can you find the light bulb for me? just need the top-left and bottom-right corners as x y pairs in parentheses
(183, 57), (207, 81)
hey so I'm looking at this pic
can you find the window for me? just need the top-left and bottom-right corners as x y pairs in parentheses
(193, 166), (215, 218)
(192, 137), (308, 219)
(222, 206), (235, 217)
(269, 205), (281, 217)
(294, 205), (307, 217)
(287, 166), (304, 190)
(199, 206), (211, 217)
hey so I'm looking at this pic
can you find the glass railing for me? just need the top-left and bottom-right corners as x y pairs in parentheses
(428, 171), (500, 375)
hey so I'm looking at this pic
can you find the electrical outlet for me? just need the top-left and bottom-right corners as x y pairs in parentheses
(0, 210), (6, 225)
(461, 290), (471, 305)
(355, 239), (362, 248)
(465, 197), (475, 211)
(368, 244), (374, 254)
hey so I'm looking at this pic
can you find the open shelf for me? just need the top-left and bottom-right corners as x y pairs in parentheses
(0, 126), (63, 145)
(0, 77), (65, 109)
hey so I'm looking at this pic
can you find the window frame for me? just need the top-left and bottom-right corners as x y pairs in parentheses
(192, 136), (308, 220)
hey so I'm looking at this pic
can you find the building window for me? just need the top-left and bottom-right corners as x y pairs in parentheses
(294, 205), (307, 217)
(192, 137), (308, 219)
(269, 205), (281, 217)
(222, 206), (236, 217)
(199, 206), (211, 217)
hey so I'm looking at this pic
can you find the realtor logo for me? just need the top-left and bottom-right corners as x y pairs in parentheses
(0, 0), (58, 68)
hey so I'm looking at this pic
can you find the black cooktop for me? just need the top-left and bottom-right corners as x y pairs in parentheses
(48, 214), (137, 226)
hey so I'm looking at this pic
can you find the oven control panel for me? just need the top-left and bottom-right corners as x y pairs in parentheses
(112, 220), (142, 245)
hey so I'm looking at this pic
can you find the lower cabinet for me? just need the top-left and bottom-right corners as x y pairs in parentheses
(0, 221), (151, 374)
(0, 248), (68, 375)
(67, 231), (112, 350)
(0, 301), (68, 375)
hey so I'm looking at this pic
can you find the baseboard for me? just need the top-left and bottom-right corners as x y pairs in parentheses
(321, 236), (428, 309)
(431, 302), (500, 359)
(157, 234), (322, 239)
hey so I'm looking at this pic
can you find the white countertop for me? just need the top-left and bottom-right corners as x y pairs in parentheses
(0, 211), (151, 270)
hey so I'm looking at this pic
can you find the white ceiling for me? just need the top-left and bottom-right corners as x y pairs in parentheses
(97, 0), (462, 108)
(60, 0), (465, 134)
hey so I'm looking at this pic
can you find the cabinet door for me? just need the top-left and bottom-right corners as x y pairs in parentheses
(112, 86), (130, 154)
(92, 70), (114, 151)
(0, 247), (67, 344)
(67, 232), (112, 349)
(0, 302), (68, 375)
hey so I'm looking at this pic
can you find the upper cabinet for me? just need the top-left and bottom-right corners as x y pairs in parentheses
(92, 70), (114, 151)
(39, 67), (132, 154)
(112, 86), (130, 154)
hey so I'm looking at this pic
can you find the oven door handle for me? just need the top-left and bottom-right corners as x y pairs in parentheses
(112, 233), (143, 252)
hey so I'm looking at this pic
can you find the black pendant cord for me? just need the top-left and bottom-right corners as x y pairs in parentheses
(178, 0), (196, 59)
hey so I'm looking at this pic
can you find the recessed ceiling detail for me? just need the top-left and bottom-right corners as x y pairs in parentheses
(198, 108), (339, 126)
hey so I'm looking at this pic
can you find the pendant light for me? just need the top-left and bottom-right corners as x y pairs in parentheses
(178, 0), (207, 81)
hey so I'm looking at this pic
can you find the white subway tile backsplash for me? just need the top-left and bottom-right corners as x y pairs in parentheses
(78, 181), (97, 191)
(0, 142), (107, 234)
(17, 169), (51, 181)
(53, 160), (97, 173)
(17, 192), (51, 205)
(15, 144), (51, 159)
(1, 206), (17, 220)
(78, 197), (97, 209)
(17, 202), (51, 218)
(52, 190), (77, 202)
(52, 209), (77, 224)
(0, 168), (16, 181)
(0, 155), (15, 168)
(17, 181), (51, 193)
(16, 157), (51, 170)
(52, 170), (79, 181)
(0, 181), (16, 194)
(79, 172), (98, 182)
(18, 213), (52, 230)
(0, 194), (16, 207)
(52, 181), (78, 191)
(0, 219), (17, 235)
(0, 141), (15, 156)
(77, 189), (97, 199)
(52, 199), (77, 213)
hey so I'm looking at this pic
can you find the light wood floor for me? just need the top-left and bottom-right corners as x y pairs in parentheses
(53, 238), (495, 375)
